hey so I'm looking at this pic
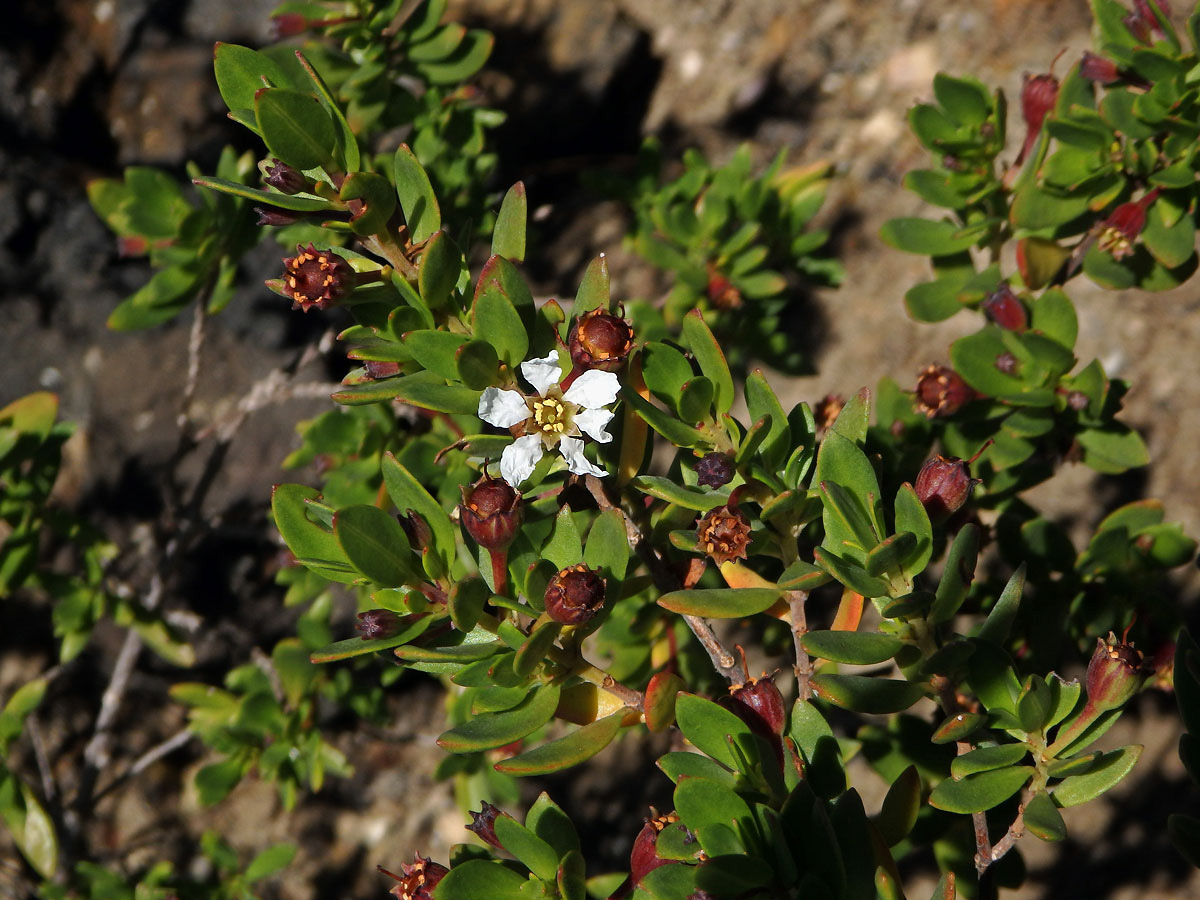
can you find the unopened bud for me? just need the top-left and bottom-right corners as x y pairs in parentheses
(263, 158), (309, 194)
(630, 811), (683, 885)
(544, 563), (606, 625)
(914, 455), (980, 523)
(399, 510), (433, 551)
(459, 477), (522, 550)
(255, 207), (306, 227)
(723, 673), (786, 737)
(356, 609), (403, 640)
(568, 308), (634, 371)
(1016, 72), (1059, 163)
(1080, 51), (1121, 84)
(270, 12), (309, 38)
(814, 393), (845, 434)
(696, 504), (751, 567)
(982, 284), (1027, 332)
(380, 856), (448, 900)
(995, 352), (1019, 375)
(915, 365), (974, 418)
(695, 452), (734, 488)
(1085, 632), (1147, 712)
(706, 263), (742, 310)
(282, 243), (355, 312)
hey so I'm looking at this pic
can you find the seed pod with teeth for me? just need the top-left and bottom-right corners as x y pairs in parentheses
(568, 307), (635, 372)
(379, 856), (448, 900)
(695, 452), (734, 488)
(281, 243), (355, 312)
(630, 811), (682, 885)
(466, 801), (515, 850)
(914, 365), (974, 418)
(1086, 632), (1148, 713)
(696, 504), (751, 567)
(544, 563), (606, 625)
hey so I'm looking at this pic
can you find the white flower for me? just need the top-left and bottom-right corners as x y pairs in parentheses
(477, 351), (620, 487)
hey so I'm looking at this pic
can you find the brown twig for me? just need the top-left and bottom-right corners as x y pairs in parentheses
(92, 729), (193, 804)
(178, 300), (207, 434)
(788, 590), (813, 700)
(932, 675), (994, 876)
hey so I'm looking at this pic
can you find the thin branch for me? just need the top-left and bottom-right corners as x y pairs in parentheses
(178, 300), (207, 433)
(988, 806), (1025, 864)
(92, 729), (193, 804)
(682, 615), (740, 682)
(76, 628), (143, 810)
(931, 674), (994, 876)
(788, 590), (813, 700)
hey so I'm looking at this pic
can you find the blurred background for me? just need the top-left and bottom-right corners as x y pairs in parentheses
(2, 0), (1199, 897)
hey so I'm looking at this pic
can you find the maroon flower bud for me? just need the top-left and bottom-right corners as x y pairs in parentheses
(914, 365), (974, 418)
(1086, 632), (1148, 712)
(466, 801), (514, 850)
(1067, 390), (1089, 411)
(914, 455), (980, 523)
(399, 510), (433, 552)
(544, 563), (606, 625)
(981, 284), (1027, 332)
(270, 12), (309, 38)
(814, 393), (845, 434)
(705, 263), (742, 310)
(1080, 51), (1121, 84)
(356, 609), (403, 640)
(117, 235), (148, 257)
(282, 243), (355, 312)
(723, 673), (786, 737)
(568, 308), (635, 372)
(1097, 190), (1159, 260)
(696, 504), (751, 567)
(1016, 72), (1059, 164)
(380, 856), (448, 900)
(459, 476), (522, 550)
(995, 352), (1019, 375)
(695, 452), (734, 488)
(263, 158), (309, 194)
(364, 360), (402, 380)
(630, 811), (682, 885)
(256, 207), (302, 227)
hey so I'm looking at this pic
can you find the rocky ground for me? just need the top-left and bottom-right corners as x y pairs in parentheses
(3, 0), (1199, 897)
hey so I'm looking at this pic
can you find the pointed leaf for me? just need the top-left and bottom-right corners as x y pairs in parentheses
(437, 682), (561, 752)
(492, 182), (527, 261)
(657, 588), (783, 619)
(393, 143), (441, 243)
(495, 711), (626, 776)
(1052, 744), (1142, 807)
(800, 630), (903, 665)
(333, 504), (418, 587)
(929, 766), (1033, 814)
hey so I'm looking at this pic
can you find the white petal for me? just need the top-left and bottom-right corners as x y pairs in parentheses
(559, 436), (606, 478)
(500, 435), (545, 487)
(563, 368), (620, 410)
(520, 351), (563, 396)
(573, 407), (614, 443)
(478, 388), (529, 429)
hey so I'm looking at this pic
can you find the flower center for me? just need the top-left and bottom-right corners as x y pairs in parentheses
(531, 396), (570, 433)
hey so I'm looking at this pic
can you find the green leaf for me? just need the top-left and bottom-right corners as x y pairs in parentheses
(436, 860), (528, 900)
(800, 631), (903, 665)
(657, 751), (737, 787)
(457, 340), (501, 390)
(1024, 791), (1066, 842)
(404, 329), (470, 380)
(575, 255), (610, 313)
(584, 509), (630, 580)
(880, 217), (981, 254)
(416, 29), (494, 84)
(1052, 744), (1141, 807)
(876, 766), (921, 847)
(492, 182), (527, 262)
(810, 674), (926, 714)
(437, 683), (561, 753)
(191, 175), (331, 211)
(214, 42), (295, 115)
(929, 523), (979, 625)
(621, 387), (703, 448)
(677, 377), (715, 424)
(813, 547), (890, 599)
(816, 431), (883, 562)
(674, 693), (754, 770)
(950, 744), (1028, 777)
(1076, 424), (1149, 473)
(333, 504), (417, 587)
(245, 843), (298, 882)
(492, 815), (559, 880)
(682, 311), (734, 414)
(0, 773), (57, 879)
(657, 588), (783, 619)
(933, 72), (992, 126)
(495, 712), (626, 776)
(929, 766), (1033, 814)
(271, 484), (357, 584)
(1030, 288), (1078, 350)
(293, 50), (359, 171)
(526, 792), (582, 861)
(644, 672), (686, 734)
(472, 275), (529, 367)
(255, 89), (336, 170)
(381, 452), (457, 571)
(641, 342), (694, 410)
(865, 532), (918, 578)
(745, 370), (789, 469)
(543, 504), (584, 570)
(309, 618), (434, 663)
(418, 230), (462, 310)
(893, 484), (933, 577)
(514, 622), (561, 678)
(194, 757), (245, 807)
(630, 476), (727, 511)
(393, 144), (441, 243)
(977, 564), (1025, 645)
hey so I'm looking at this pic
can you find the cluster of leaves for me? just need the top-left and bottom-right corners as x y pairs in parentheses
(615, 141), (843, 373)
(87, 0), (500, 331)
